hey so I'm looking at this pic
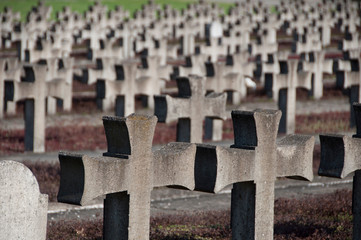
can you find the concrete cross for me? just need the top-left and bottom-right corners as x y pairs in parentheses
(6, 64), (71, 152)
(201, 37), (227, 62)
(176, 19), (200, 56)
(178, 54), (207, 77)
(225, 51), (256, 103)
(136, 56), (172, 109)
(249, 37), (278, 62)
(272, 59), (312, 134)
(204, 60), (246, 101)
(57, 114), (197, 240)
(154, 75), (227, 143)
(96, 61), (138, 116)
(40, 57), (74, 115)
(319, 103), (361, 240)
(293, 29), (322, 54)
(303, 51), (333, 99)
(194, 109), (314, 239)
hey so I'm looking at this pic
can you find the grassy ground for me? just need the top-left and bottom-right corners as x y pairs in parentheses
(0, 0), (234, 22)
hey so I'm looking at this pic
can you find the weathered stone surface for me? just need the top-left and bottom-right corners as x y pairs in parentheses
(319, 103), (361, 239)
(0, 160), (48, 240)
(195, 109), (314, 239)
(58, 114), (197, 240)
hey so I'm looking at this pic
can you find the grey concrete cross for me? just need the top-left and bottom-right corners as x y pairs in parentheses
(319, 103), (361, 240)
(6, 64), (71, 152)
(96, 61), (138, 116)
(176, 19), (200, 56)
(272, 59), (312, 134)
(57, 114), (197, 240)
(195, 109), (314, 239)
(154, 75), (227, 143)
(303, 50), (333, 99)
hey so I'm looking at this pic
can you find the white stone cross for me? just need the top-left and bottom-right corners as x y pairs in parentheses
(154, 75), (227, 143)
(273, 59), (312, 134)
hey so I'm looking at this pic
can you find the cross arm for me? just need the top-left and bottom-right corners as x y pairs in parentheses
(322, 58), (333, 74)
(154, 95), (190, 123)
(203, 92), (227, 120)
(319, 134), (361, 178)
(276, 134), (314, 181)
(57, 152), (130, 206)
(296, 71), (312, 90)
(212, 146), (255, 193)
(46, 78), (71, 100)
(153, 142), (197, 190)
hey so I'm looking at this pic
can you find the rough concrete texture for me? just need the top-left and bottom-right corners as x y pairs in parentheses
(319, 103), (361, 239)
(0, 160), (48, 240)
(193, 109), (314, 240)
(57, 113), (197, 240)
(154, 75), (227, 143)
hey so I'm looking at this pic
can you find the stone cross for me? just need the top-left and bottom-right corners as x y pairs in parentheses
(0, 160), (48, 240)
(204, 60), (246, 101)
(6, 64), (70, 152)
(58, 114), (197, 240)
(303, 51), (333, 99)
(293, 30), (322, 54)
(319, 103), (361, 239)
(178, 54), (207, 77)
(195, 109), (314, 239)
(176, 19), (200, 56)
(136, 56), (171, 109)
(96, 61), (138, 116)
(272, 59), (312, 134)
(249, 38), (278, 62)
(201, 37), (227, 62)
(154, 75), (227, 143)
(40, 57), (74, 115)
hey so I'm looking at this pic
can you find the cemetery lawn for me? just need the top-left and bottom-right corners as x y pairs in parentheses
(0, 0), (233, 22)
(46, 190), (353, 239)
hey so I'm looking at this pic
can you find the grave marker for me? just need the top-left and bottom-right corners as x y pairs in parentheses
(0, 160), (48, 240)
(273, 60), (312, 134)
(58, 114), (197, 240)
(154, 75), (227, 143)
(319, 103), (361, 240)
(195, 109), (314, 239)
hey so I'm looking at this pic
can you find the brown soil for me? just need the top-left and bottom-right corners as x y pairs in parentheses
(46, 189), (352, 239)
